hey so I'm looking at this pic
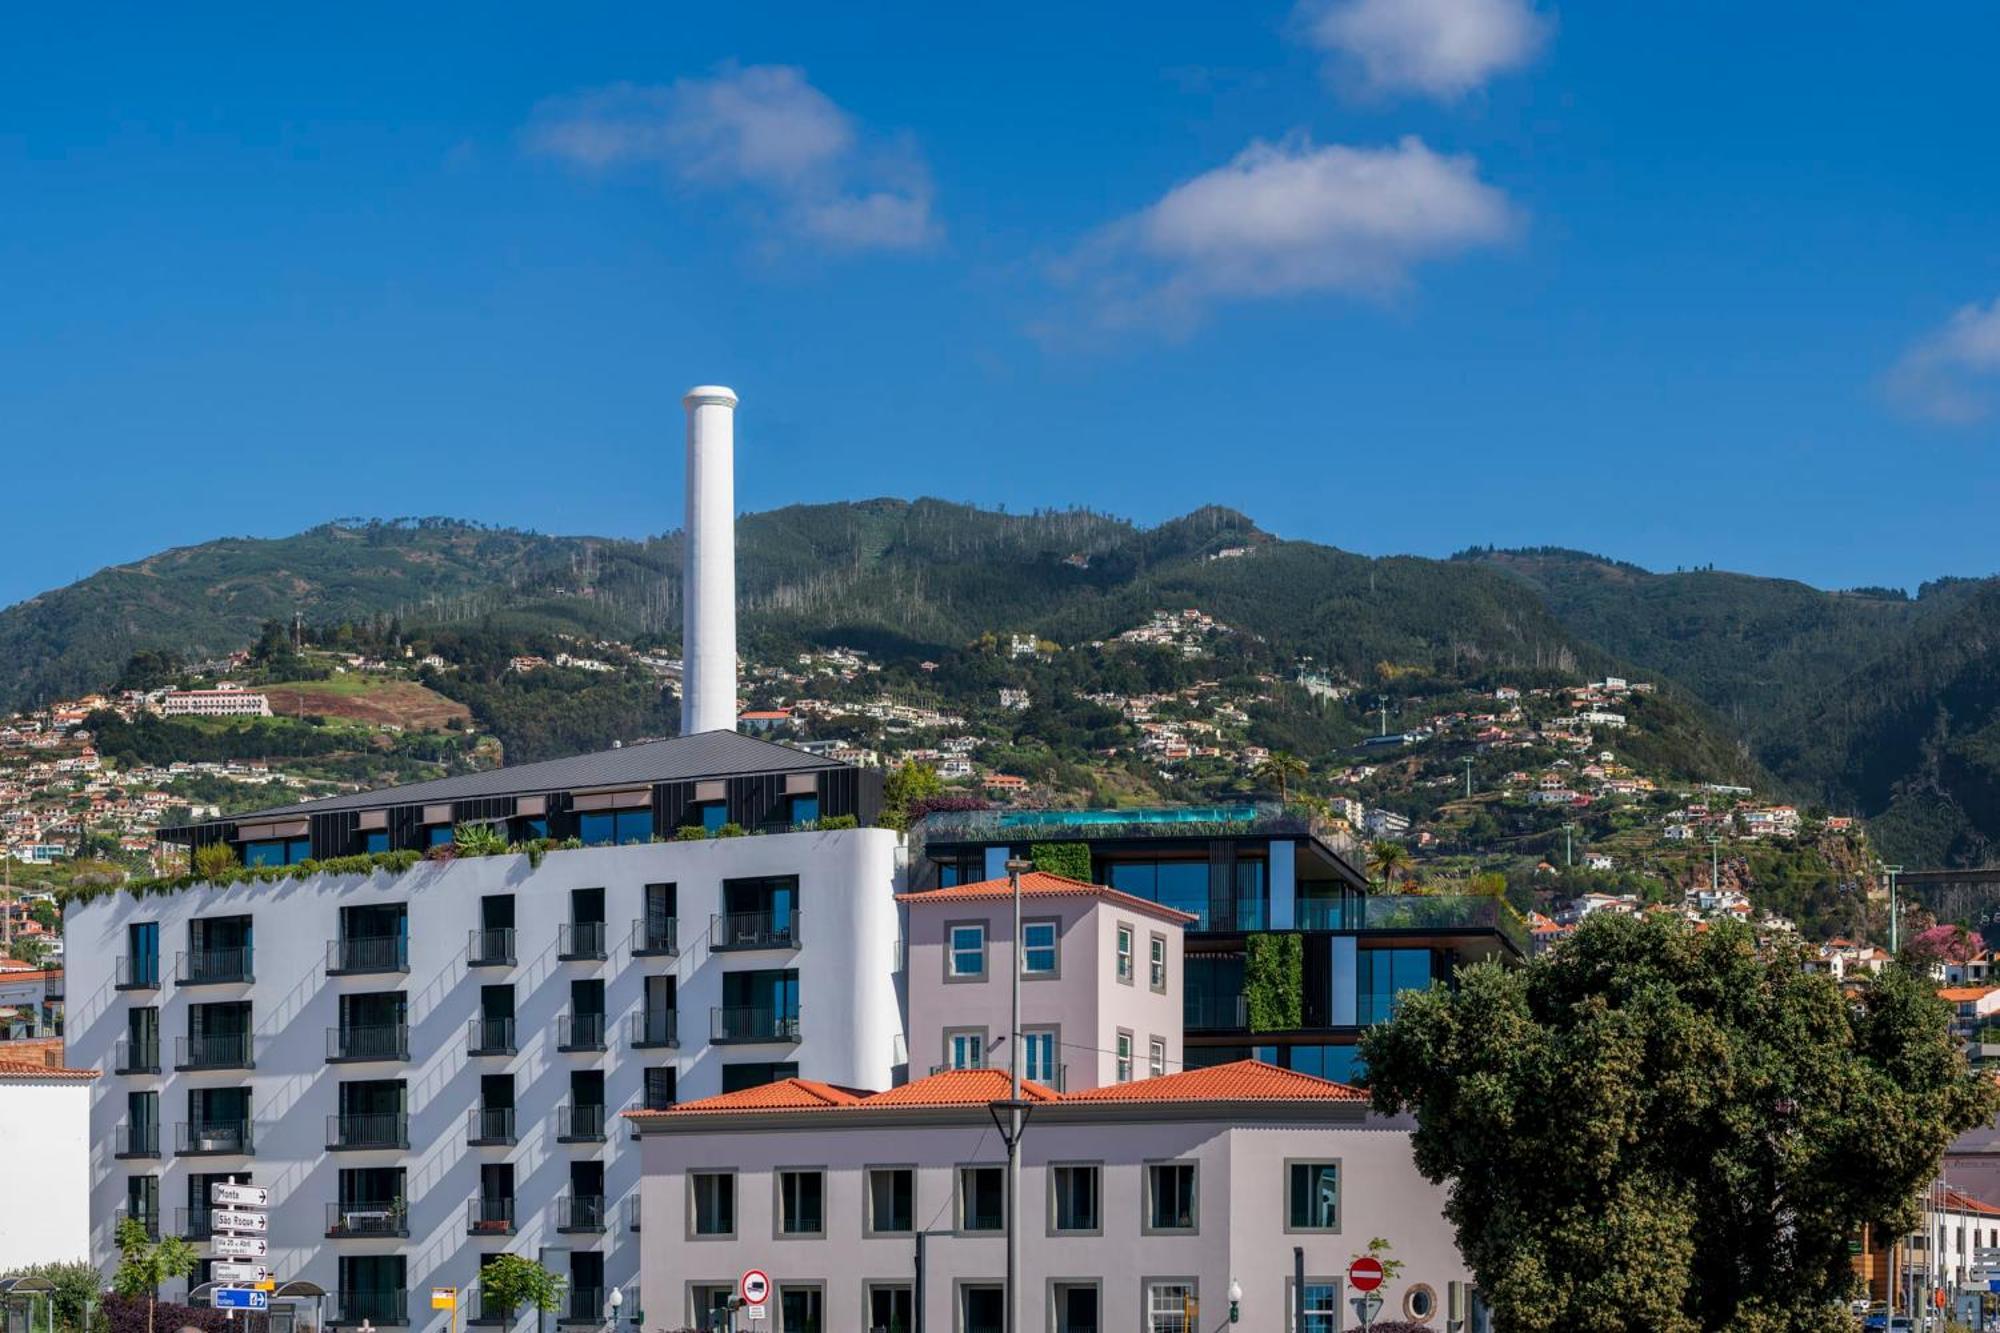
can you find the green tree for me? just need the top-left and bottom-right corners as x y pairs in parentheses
(110, 1216), (198, 1333)
(1361, 914), (1999, 1332)
(1366, 840), (1413, 890)
(19, 1259), (103, 1332)
(478, 1254), (567, 1333)
(879, 760), (944, 831)
(1254, 750), (1309, 801)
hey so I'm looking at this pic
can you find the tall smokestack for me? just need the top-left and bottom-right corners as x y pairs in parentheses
(681, 385), (738, 736)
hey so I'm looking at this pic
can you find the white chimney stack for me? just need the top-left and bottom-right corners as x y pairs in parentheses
(681, 384), (739, 736)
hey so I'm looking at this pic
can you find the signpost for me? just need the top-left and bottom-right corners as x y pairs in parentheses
(208, 1179), (270, 1319)
(211, 1184), (270, 1209)
(210, 1264), (270, 1286)
(1350, 1294), (1384, 1330)
(212, 1209), (268, 1234)
(210, 1234), (268, 1259)
(212, 1290), (269, 1313)
(739, 1271), (769, 1324)
(1347, 1259), (1385, 1333)
(433, 1286), (459, 1333)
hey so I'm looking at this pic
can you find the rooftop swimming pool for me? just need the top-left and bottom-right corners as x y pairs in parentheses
(992, 806), (1258, 828)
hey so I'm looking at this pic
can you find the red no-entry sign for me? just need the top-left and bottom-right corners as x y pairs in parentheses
(1348, 1256), (1384, 1292)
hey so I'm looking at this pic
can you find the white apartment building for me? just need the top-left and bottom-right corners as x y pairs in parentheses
(0, 1050), (96, 1270)
(64, 732), (898, 1331)
(158, 685), (273, 718)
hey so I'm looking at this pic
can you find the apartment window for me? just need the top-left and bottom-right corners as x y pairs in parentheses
(789, 793), (820, 826)
(945, 1029), (986, 1071)
(124, 1175), (158, 1236)
(1116, 925), (1135, 984)
(122, 921), (160, 988)
(642, 1066), (677, 1112)
(1023, 1029), (1058, 1085)
(776, 1169), (825, 1237)
(948, 924), (987, 979)
(338, 1255), (407, 1327)
(958, 1285), (1003, 1333)
(1050, 1164), (1100, 1234)
(867, 1168), (914, 1235)
(721, 1061), (797, 1093)
(865, 1284), (912, 1333)
(1146, 1163), (1197, 1233)
(362, 830), (391, 854)
(121, 1090), (160, 1157)
(1287, 1161), (1340, 1232)
(1144, 1281), (1195, 1333)
(1150, 934), (1168, 992)
(769, 1286), (820, 1333)
(959, 1166), (1004, 1232)
(243, 837), (310, 866)
(699, 802), (728, 835)
(579, 809), (652, 847)
(689, 1288), (734, 1329)
(1116, 1031), (1134, 1083)
(1149, 1037), (1167, 1078)
(690, 1172), (735, 1237)
(1297, 1281), (1339, 1333)
(1052, 1283), (1099, 1333)
(1022, 920), (1058, 976)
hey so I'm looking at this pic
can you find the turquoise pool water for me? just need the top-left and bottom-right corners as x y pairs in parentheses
(994, 806), (1258, 827)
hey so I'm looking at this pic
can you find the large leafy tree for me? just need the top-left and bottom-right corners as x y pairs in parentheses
(1362, 913), (1997, 1333)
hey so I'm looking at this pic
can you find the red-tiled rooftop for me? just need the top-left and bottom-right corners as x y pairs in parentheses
(895, 871), (1198, 925)
(0, 1056), (97, 1082)
(1062, 1060), (1368, 1103)
(862, 1068), (1063, 1107)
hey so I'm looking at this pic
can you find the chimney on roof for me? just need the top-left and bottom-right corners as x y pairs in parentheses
(681, 385), (739, 736)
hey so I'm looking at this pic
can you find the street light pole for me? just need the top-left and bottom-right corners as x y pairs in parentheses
(1003, 854), (1031, 1333)
(1885, 864), (1904, 954)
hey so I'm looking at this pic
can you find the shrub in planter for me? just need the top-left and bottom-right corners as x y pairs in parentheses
(1029, 842), (1092, 882)
(674, 826), (708, 842)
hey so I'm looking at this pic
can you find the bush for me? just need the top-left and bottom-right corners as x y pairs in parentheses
(191, 842), (238, 882)
(1245, 933), (1303, 1031)
(1029, 842), (1092, 881)
(908, 792), (991, 820)
(103, 1296), (229, 1333)
(674, 826), (708, 842)
(815, 814), (859, 830)
(18, 1260), (102, 1331)
(423, 841), (459, 862)
(716, 822), (747, 838)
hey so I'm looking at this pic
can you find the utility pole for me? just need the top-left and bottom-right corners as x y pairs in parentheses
(1462, 757), (1475, 800)
(1563, 823), (1575, 868)
(1707, 833), (1721, 893)
(1375, 696), (1390, 738)
(1885, 864), (1904, 954)
(999, 855), (1033, 1333)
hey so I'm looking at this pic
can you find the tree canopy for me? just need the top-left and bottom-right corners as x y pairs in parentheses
(1361, 913), (1998, 1333)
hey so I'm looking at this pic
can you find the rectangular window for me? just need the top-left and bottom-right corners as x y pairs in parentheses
(1116, 925), (1134, 984)
(425, 824), (454, 848)
(1149, 1037), (1167, 1078)
(1147, 1163), (1197, 1232)
(690, 1287), (733, 1329)
(124, 921), (160, 987)
(1021, 920), (1058, 975)
(1117, 1031), (1133, 1083)
(1022, 1029), (1058, 1085)
(642, 1066), (677, 1112)
(1107, 861), (1211, 928)
(1150, 934), (1168, 991)
(948, 924), (987, 979)
(1052, 1283), (1099, 1333)
(700, 802), (728, 834)
(946, 1029), (986, 1071)
(579, 809), (653, 847)
(789, 793), (820, 826)
(1145, 1282), (1195, 1333)
(865, 1284), (912, 1333)
(1288, 1162), (1340, 1231)
(690, 1172), (734, 1236)
(125, 1175), (158, 1235)
(959, 1166), (1004, 1232)
(721, 1061), (798, 1093)
(958, 1286), (1003, 1333)
(777, 1169), (824, 1237)
(1051, 1164), (1099, 1233)
(867, 1168), (914, 1235)
(1299, 1282), (1339, 1333)
(778, 1287), (822, 1333)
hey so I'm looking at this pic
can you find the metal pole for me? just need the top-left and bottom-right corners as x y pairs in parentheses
(1293, 1247), (1305, 1333)
(1004, 855), (1029, 1333)
(913, 1233), (925, 1333)
(1886, 865), (1903, 954)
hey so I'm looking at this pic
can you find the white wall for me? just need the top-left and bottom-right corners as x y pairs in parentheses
(0, 1077), (92, 1268)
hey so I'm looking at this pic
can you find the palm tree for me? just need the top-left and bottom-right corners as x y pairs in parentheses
(1255, 751), (1309, 802)
(1366, 839), (1413, 891)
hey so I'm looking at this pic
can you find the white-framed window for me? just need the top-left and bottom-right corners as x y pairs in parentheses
(1116, 1030), (1133, 1083)
(1150, 934), (1168, 991)
(1116, 925), (1134, 984)
(946, 1029), (986, 1070)
(1298, 1280), (1339, 1333)
(949, 924), (987, 978)
(1287, 1161), (1340, 1232)
(1145, 1281), (1195, 1333)
(1022, 920), (1058, 975)
(1023, 1028), (1059, 1086)
(1149, 1036), (1167, 1077)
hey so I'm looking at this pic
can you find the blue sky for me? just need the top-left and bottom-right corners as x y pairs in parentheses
(3, 1), (1997, 609)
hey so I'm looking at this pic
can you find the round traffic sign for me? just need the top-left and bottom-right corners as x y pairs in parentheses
(1347, 1256), (1384, 1292)
(740, 1271), (770, 1305)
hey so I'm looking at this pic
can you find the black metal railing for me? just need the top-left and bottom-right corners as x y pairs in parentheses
(328, 934), (408, 975)
(562, 1288), (606, 1324)
(558, 921), (608, 961)
(557, 1013), (607, 1051)
(326, 1023), (410, 1062)
(332, 1290), (409, 1327)
(326, 1201), (408, 1237)
(467, 1196), (516, 1235)
(557, 1103), (607, 1142)
(326, 1111), (409, 1150)
(468, 927), (516, 967)
(115, 955), (160, 990)
(175, 1206), (213, 1240)
(625, 1194), (641, 1231)
(711, 910), (800, 951)
(115, 1122), (160, 1157)
(468, 1106), (516, 1144)
(632, 917), (678, 957)
(115, 1036), (160, 1074)
(629, 1009), (678, 1048)
(175, 1033), (254, 1070)
(178, 947), (254, 985)
(176, 1119), (253, 1155)
(1184, 993), (1250, 1031)
(556, 1195), (606, 1233)
(711, 1006), (801, 1043)
(468, 1017), (516, 1055)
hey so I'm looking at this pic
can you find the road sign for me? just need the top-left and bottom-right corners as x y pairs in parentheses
(739, 1271), (770, 1306)
(210, 1263), (270, 1285)
(212, 1209), (268, 1234)
(1350, 1293), (1384, 1327)
(211, 1234), (267, 1259)
(744, 1306), (766, 1323)
(432, 1289), (458, 1311)
(213, 1290), (269, 1312)
(1348, 1256), (1385, 1292)
(210, 1184), (270, 1209)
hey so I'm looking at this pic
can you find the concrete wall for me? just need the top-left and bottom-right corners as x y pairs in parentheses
(63, 829), (903, 1325)
(0, 1077), (92, 1269)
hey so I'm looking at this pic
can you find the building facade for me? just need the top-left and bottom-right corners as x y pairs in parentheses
(0, 1051), (96, 1271)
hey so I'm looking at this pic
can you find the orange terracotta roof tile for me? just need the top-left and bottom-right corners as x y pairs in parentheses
(1061, 1059), (1366, 1103)
(862, 1068), (1062, 1107)
(637, 1078), (869, 1116)
(0, 1057), (97, 1081)
(896, 871), (1197, 925)
(1945, 1187), (2000, 1217)
(1938, 987), (1998, 1003)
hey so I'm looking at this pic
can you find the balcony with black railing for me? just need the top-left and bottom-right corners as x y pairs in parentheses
(327, 935), (408, 976)
(175, 1033), (254, 1070)
(557, 1013), (607, 1052)
(467, 1017), (516, 1056)
(332, 1290), (409, 1327)
(624, 1194), (641, 1232)
(559, 1288), (606, 1326)
(557, 1103), (607, 1143)
(710, 910), (800, 952)
(467, 1196), (516, 1236)
(176, 1119), (254, 1156)
(631, 917), (678, 958)
(467, 927), (515, 968)
(711, 1005), (800, 1044)
(1184, 993), (1250, 1032)
(557, 921), (608, 962)
(326, 1111), (409, 1151)
(114, 1122), (160, 1158)
(177, 947), (254, 986)
(115, 1036), (161, 1075)
(467, 1106), (516, 1146)
(176, 1206), (213, 1241)
(327, 1023), (410, 1063)
(628, 1008), (678, 1049)
(114, 956), (160, 991)
(326, 1201), (408, 1238)
(556, 1194), (606, 1234)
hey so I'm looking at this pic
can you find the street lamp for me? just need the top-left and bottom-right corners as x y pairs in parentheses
(1001, 854), (1034, 1333)
(605, 1285), (622, 1331)
(1227, 1279), (1243, 1324)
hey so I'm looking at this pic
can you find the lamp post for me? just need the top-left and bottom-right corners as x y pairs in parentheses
(1227, 1278), (1242, 1324)
(1884, 864), (1904, 954)
(605, 1285), (622, 1332)
(1002, 855), (1033, 1333)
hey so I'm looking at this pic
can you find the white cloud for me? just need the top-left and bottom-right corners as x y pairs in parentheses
(1297, 0), (1549, 99)
(1887, 298), (2000, 425)
(1056, 135), (1516, 332)
(525, 65), (938, 253)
